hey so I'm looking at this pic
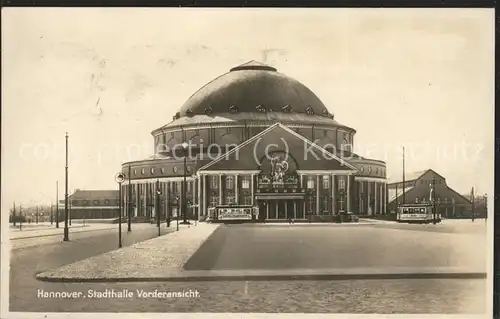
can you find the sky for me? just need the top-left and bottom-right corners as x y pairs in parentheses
(1, 8), (494, 212)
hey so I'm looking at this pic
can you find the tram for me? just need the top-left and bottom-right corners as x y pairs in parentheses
(207, 205), (256, 223)
(397, 203), (441, 224)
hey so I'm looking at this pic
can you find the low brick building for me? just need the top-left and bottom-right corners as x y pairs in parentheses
(57, 190), (119, 220)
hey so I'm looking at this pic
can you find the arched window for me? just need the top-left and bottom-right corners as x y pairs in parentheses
(150, 168), (155, 175)
(141, 168), (145, 175)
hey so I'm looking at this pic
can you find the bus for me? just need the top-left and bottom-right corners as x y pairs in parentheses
(397, 203), (441, 224)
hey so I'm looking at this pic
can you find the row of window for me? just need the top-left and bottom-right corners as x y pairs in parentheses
(133, 166), (192, 176)
(208, 195), (252, 206)
(414, 197), (454, 204)
(359, 166), (386, 177)
(72, 199), (119, 206)
(420, 179), (444, 185)
(155, 129), (353, 146)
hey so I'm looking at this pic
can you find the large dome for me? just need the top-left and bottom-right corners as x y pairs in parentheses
(177, 61), (332, 117)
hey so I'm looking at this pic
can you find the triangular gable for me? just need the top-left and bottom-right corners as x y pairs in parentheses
(199, 123), (357, 172)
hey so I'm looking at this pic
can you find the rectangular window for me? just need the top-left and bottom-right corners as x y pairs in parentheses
(211, 176), (218, 189)
(242, 178), (250, 189)
(323, 196), (329, 212)
(225, 176), (234, 190)
(308, 198), (315, 213)
(338, 176), (346, 190)
(243, 195), (252, 205)
(307, 177), (315, 189)
(210, 196), (218, 207)
(322, 175), (330, 189)
(226, 195), (235, 205)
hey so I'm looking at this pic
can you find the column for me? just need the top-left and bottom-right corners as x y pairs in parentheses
(165, 181), (169, 220)
(367, 181), (371, 215)
(316, 175), (320, 215)
(347, 175), (351, 213)
(384, 183), (387, 215)
(266, 202), (269, 220)
(219, 174), (223, 205)
(293, 200), (297, 219)
(145, 183), (149, 218)
(250, 174), (255, 205)
(358, 181), (363, 215)
(301, 175), (306, 215)
(235, 174), (239, 205)
(135, 183), (139, 217)
(374, 181), (378, 215)
(203, 175), (208, 216)
(197, 176), (202, 220)
(331, 174), (336, 215)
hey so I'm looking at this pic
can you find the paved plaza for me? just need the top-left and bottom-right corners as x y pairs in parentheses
(9, 220), (489, 314)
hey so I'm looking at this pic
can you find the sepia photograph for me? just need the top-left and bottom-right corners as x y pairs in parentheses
(1, 7), (494, 318)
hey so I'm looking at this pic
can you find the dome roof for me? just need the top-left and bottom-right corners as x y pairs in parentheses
(177, 61), (332, 118)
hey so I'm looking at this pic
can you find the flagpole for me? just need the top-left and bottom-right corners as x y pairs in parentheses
(402, 146), (405, 205)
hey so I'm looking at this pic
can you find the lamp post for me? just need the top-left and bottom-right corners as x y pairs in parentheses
(175, 195), (180, 231)
(156, 179), (162, 237)
(181, 142), (190, 225)
(64, 132), (69, 242)
(127, 164), (132, 232)
(115, 172), (125, 248)
(50, 202), (53, 225)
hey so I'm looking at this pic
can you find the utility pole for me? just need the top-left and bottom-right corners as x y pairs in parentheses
(50, 201), (53, 225)
(36, 206), (39, 224)
(64, 132), (69, 241)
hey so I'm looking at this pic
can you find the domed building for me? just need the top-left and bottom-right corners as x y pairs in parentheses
(120, 61), (387, 222)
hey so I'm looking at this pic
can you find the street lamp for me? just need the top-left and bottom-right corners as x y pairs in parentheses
(181, 142), (190, 225)
(175, 195), (180, 231)
(115, 172), (125, 248)
(156, 179), (161, 237)
(64, 132), (69, 242)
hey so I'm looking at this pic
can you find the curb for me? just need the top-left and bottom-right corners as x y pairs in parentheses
(35, 271), (487, 283)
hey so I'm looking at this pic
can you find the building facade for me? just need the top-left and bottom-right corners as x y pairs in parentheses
(387, 169), (473, 218)
(120, 61), (388, 222)
(57, 190), (120, 220)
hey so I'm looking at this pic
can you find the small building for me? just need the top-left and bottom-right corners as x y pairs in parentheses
(58, 189), (119, 220)
(387, 169), (472, 218)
